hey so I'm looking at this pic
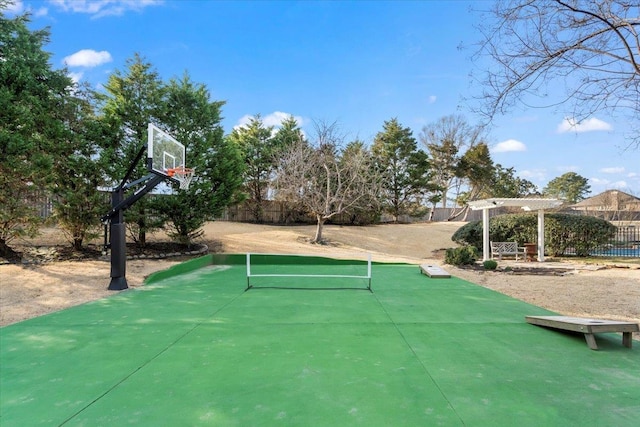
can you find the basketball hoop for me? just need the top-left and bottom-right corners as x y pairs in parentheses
(167, 166), (195, 190)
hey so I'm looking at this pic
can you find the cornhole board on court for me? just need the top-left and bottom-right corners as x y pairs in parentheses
(525, 315), (639, 350)
(420, 264), (451, 278)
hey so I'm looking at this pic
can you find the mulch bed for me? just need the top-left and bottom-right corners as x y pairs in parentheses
(1, 240), (220, 265)
(458, 263), (575, 276)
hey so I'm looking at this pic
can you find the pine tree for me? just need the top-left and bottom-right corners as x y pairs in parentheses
(153, 73), (244, 244)
(0, 9), (73, 259)
(98, 54), (165, 246)
(372, 118), (431, 221)
(50, 85), (108, 250)
(543, 172), (591, 204)
(228, 116), (277, 222)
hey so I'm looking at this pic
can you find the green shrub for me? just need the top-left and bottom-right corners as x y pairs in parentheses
(451, 221), (483, 248)
(444, 246), (478, 266)
(483, 260), (498, 270)
(452, 213), (616, 257)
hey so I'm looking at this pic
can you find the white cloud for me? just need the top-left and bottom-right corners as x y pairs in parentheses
(427, 95), (437, 104)
(63, 49), (112, 67)
(234, 115), (253, 129)
(264, 112), (305, 128)
(591, 177), (629, 191)
(600, 167), (625, 174)
(592, 177), (628, 188)
(3, 1), (47, 17)
(67, 71), (84, 83)
(34, 7), (49, 17)
(556, 117), (612, 133)
(4, 0), (24, 14)
(628, 172), (638, 178)
(520, 169), (547, 182)
(235, 112), (306, 130)
(493, 139), (526, 153)
(49, 0), (163, 18)
(611, 180), (628, 189)
(589, 177), (610, 186)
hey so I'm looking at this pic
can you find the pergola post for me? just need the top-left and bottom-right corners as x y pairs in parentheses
(482, 208), (490, 261)
(537, 209), (545, 262)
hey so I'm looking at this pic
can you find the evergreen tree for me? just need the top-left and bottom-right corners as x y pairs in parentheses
(98, 54), (165, 246)
(491, 165), (538, 198)
(228, 115), (277, 222)
(50, 85), (108, 250)
(273, 115), (305, 148)
(153, 73), (244, 244)
(455, 142), (494, 204)
(543, 172), (591, 204)
(0, 9), (73, 259)
(271, 115), (307, 222)
(372, 118), (431, 221)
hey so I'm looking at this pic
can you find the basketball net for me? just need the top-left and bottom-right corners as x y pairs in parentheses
(167, 166), (195, 190)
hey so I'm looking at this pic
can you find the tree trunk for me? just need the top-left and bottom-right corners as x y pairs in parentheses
(138, 217), (146, 247)
(313, 216), (325, 243)
(0, 239), (21, 262)
(447, 205), (468, 221)
(73, 237), (83, 251)
(462, 205), (471, 221)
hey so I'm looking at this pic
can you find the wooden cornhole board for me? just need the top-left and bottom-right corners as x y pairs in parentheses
(525, 315), (639, 350)
(420, 264), (451, 278)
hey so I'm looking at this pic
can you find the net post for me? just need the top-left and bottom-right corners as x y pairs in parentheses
(367, 253), (372, 291)
(246, 253), (252, 290)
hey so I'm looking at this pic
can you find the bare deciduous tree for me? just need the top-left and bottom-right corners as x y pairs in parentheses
(274, 121), (382, 243)
(471, 0), (640, 147)
(419, 115), (485, 209)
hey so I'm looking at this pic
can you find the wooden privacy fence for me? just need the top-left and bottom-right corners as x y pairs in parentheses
(217, 202), (491, 224)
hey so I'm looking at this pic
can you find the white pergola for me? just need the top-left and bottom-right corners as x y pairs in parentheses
(467, 198), (563, 262)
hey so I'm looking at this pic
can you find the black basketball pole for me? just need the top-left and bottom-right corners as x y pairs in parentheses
(102, 127), (185, 291)
(102, 140), (165, 291)
(108, 187), (128, 290)
(102, 165), (165, 290)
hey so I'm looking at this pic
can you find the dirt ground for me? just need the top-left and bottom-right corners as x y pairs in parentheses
(1, 221), (639, 341)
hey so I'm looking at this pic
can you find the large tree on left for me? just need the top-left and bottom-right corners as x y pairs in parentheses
(0, 7), (74, 259)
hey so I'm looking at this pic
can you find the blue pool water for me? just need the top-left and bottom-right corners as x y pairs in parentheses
(591, 247), (640, 257)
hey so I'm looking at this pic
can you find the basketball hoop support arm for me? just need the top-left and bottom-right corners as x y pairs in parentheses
(101, 173), (164, 223)
(102, 171), (165, 291)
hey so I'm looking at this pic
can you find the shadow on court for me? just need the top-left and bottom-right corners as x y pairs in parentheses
(1, 254), (638, 426)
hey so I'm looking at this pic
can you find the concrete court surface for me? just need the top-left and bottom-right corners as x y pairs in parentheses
(1, 254), (638, 426)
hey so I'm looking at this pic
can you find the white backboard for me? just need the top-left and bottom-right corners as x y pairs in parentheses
(147, 123), (185, 177)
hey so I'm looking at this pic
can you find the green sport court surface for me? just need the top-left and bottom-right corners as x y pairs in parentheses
(1, 254), (638, 426)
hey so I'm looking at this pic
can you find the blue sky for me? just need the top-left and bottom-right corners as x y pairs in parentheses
(6, 0), (639, 196)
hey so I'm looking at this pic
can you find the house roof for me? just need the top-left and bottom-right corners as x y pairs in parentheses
(571, 190), (640, 208)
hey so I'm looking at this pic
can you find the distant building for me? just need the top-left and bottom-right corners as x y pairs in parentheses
(569, 190), (640, 221)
